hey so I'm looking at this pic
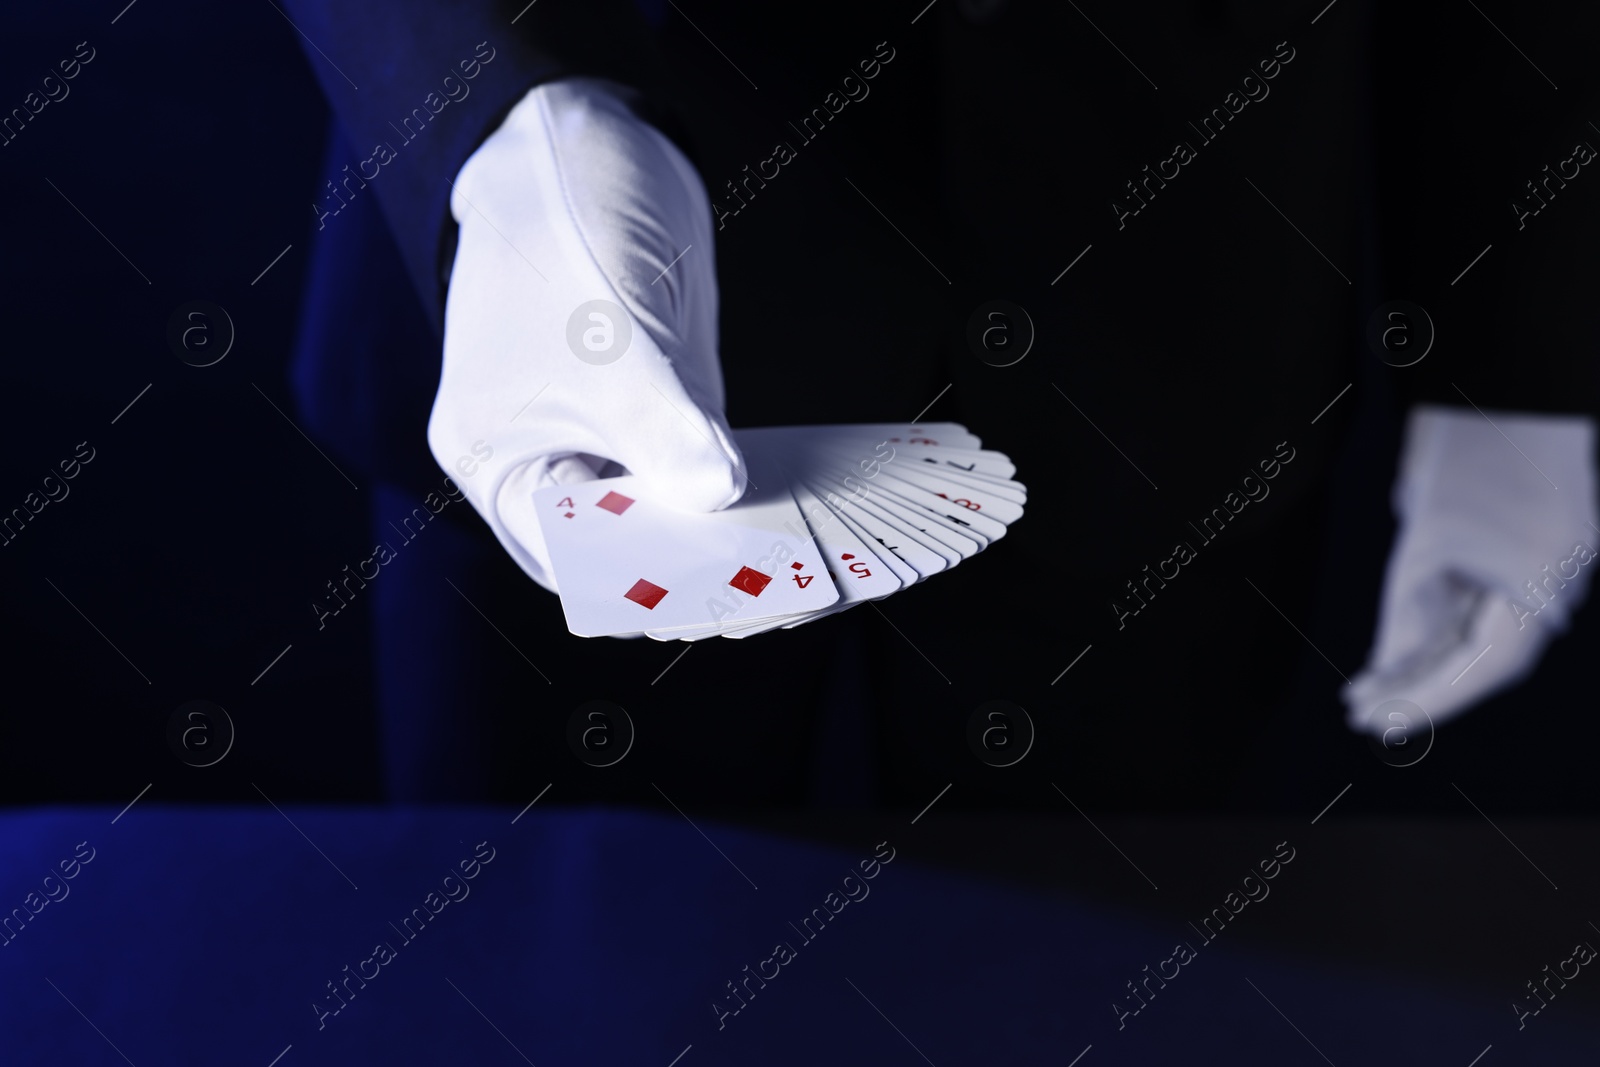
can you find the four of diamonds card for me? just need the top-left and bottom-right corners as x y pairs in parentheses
(534, 423), (1024, 639)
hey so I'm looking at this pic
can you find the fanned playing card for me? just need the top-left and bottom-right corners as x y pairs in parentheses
(535, 468), (838, 638)
(532, 420), (1023, 639)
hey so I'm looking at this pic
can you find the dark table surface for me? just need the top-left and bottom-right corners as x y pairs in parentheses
(2, 805), (1595, 1065)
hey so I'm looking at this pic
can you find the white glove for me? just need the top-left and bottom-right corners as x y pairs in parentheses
(1345, 404), (1598, 735)
(428, 77), (746, 593)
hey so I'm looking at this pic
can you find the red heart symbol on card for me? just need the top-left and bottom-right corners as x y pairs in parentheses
(840, 553), (855, 560)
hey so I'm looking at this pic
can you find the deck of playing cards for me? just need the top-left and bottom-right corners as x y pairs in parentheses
(533, 423), (1025, 639)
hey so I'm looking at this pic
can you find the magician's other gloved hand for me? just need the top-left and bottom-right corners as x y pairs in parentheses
(428, 77), (746, 593)
(1344, 404), (1598, 736)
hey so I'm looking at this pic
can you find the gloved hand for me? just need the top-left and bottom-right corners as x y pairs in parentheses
(428, 77), (746, 593)
(1345, 404), (1598, 735)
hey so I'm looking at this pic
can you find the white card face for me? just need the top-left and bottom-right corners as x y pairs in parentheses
(832, 477), (981, 560)
(875, 470), (1010, 538)
(716, 615), (820, 638)
(647, 465), (909, 642)
(809, 456), (1008, 544)
(799, 490), (924, 590)
(645, 628), (703, 642)
(732, 599), (851, 636)
(716, 486), (911, 639)
(874, 466), (1024, 526)
(809, 442), (1028, 514)
(719, 595), (854, 638)
(899, 445), (1016, 478)
(653, 618), (754, 641)
(529, 418), (1022, 640)
(867, 481), (993, 550)
(792, 483), (904, 602)
(642, 488), (841, 642)
(801, 479), (954, 574)
(902, 463), (1028, 504)
(826, 506), (921, 588)
(536, 473), (838, 637)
